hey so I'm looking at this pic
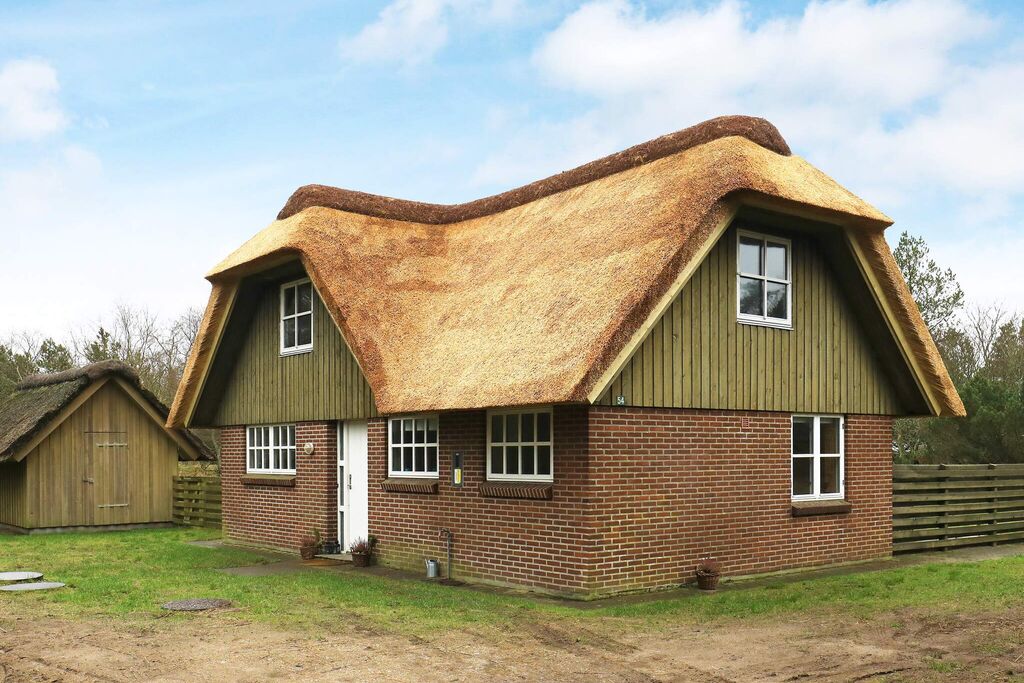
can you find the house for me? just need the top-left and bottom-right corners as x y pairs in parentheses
(167, 115), (963, 598)
(0, 361), (207, 533)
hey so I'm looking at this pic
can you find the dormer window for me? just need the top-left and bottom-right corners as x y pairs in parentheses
(280, 279), (314, 355)
(737, 230), (792, 328)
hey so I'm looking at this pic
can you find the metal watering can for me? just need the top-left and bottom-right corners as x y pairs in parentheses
(425, 559), (440, 579)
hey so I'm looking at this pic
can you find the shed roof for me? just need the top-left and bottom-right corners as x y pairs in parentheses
(168, 115), (963, 423)
(1, 361), (208, 462)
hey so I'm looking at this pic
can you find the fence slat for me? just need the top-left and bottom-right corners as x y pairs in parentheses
(172, 475), (221, 529)
(893, 464), (1024, 554)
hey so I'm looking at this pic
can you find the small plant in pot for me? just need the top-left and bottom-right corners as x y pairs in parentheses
(349, 535), (378, 567)
(695, 557), (721, 591)
(299, 529), (322, 560)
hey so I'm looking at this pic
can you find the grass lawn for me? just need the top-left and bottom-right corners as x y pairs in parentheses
(3, 528), (1024, 633)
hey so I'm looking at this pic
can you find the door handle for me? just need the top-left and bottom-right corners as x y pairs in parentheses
(348, 474), (352, 490)
(83, 478), (94, 484)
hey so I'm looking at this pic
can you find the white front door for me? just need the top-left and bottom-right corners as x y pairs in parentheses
(338, 420), (369, 549)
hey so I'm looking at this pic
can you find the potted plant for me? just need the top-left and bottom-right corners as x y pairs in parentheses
(299, 529), (322, 560)
(349, 535), (377, 567)
(695, 558), (721, 591)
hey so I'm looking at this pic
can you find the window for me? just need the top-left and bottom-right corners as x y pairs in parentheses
(791, 415), (844, 500)
(487, 408), (553, 482)
(247, 425), (296, 474)
(388, 416), (439, 477)
(280, 279), (314, 355)
(737, 230), (791, 328)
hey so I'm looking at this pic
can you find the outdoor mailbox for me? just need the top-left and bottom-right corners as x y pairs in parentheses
(451, 452), (464, 488)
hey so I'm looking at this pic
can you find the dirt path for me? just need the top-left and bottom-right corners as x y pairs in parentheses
(1, 608), (1020, 682)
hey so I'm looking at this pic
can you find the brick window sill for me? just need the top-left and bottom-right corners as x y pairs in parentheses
(380, 478), (439, 494)
(791, 500), (852, 517)
(240, 475), (296, 488)
(479, 482), (553, 500)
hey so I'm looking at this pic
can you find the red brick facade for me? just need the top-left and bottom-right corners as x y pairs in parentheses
(586, 408), (892, 594)
(219, 407), (892, 596)
(220, 422), (337, 552)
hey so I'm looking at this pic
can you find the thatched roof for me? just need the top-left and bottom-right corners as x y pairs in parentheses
(168, 115), (964, 424)
(1, 361), (208, 462)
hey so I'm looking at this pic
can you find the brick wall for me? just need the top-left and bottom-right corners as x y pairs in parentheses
(587, 407), (892, 594)
(219, 407), (892, 596)
(368, 406), (595, 595)
(220, 422), (337, 552)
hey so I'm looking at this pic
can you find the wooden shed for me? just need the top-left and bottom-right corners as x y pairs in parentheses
(0, 361), (207, 533)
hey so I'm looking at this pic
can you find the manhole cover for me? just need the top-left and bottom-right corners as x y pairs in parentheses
(0, 572), (43, 582)
(0, 582), (65, 592)
(161, 598), (233, 612)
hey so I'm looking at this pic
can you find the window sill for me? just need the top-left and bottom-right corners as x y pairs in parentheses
(791, 499), (852, 517)
(279, 347), (313, 358)
(380, 478), (438, 494)
(479, 482), (553, 500)
(241, 474), (296, 487)
(738, 318), (792, 331)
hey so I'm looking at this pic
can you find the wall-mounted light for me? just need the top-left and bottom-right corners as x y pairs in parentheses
(304, 443), (315, 455)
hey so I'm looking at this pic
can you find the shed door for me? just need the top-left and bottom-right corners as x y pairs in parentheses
(88, 432), (130, 526)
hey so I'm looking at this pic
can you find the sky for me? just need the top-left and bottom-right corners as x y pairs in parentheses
(2, 0), (1024, 340)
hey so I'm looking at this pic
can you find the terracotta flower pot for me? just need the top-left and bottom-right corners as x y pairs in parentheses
(299, 544), (318, 560)
(352, 552), (371, 567)
(696, 573), (720, 591)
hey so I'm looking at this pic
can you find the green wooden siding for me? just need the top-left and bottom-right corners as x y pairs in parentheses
(209, 280), (377, 426)
(0, 460), (27, 528)
(597, 225), (904, 414)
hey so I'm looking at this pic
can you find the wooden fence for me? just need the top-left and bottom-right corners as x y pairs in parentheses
(893, 464), (1024, 554)
(172, 476), (222, 529)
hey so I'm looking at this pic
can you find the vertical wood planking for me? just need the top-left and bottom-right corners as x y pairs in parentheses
(214, 284), (377, 426)
(597, 225), (902, 414)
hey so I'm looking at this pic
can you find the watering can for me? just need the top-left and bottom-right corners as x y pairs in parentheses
(425, 559), (440, 579)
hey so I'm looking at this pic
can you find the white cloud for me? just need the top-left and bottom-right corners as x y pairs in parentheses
(338, 0), (528, 67)
(0, 58), (69, 141)
(340, 0), (450, 66)
(477, 0), (1024, 203)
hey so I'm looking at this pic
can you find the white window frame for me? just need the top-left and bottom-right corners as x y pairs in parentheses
(737, 229), (792, 329)
(486, 407), (554, 483)
(387, 415), (440, 478)
(246, 424), (297, 475)
(791, 414), (845, 501)
(280, 278), (314, 356)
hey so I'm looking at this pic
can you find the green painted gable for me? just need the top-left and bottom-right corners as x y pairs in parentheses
(596, 218), (926, 415)
(191, 264), (376, 427)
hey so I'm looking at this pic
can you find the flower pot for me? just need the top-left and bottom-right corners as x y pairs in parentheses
(352, 552), (371, 567)
(299, 545), (318, 560)
(696, 573), (720, 591)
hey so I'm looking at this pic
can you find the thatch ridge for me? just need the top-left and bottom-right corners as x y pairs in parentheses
(17, 360), (138, 390)
(277, 115), (791, 223)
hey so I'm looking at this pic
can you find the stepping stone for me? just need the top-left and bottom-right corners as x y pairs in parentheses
(161, 598), (232, 612)
(0, 572), (43, 582)
(0, 582), (65, 592)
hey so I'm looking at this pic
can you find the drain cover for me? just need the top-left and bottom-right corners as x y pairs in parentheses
(0, 582), (65, 592)
(161, 598), (233, 611)
(0, 572), (43, 582)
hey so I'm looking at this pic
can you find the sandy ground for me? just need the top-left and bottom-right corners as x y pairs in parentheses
(2, 606), (1022, 682)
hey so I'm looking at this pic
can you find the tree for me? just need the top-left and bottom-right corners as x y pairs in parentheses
(893, 231), (965, 338)
(36, 338), (75, 373)
(892, 231), (968, 462)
